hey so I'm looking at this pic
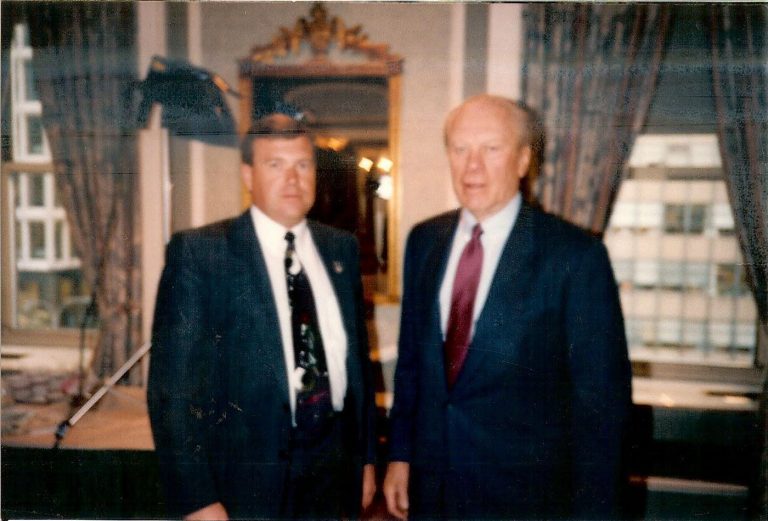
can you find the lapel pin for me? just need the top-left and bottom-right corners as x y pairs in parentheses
(333, 261), (344, 274)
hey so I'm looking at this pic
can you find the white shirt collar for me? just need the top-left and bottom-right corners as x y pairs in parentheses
(458, 193), (522, 237)
(249, 205), (309, 256)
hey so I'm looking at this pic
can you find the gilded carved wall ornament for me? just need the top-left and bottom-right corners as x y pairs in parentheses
(245, 3), (401, 73)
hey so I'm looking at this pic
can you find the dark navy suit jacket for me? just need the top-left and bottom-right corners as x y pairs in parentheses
(147, 211), (375, 519)
(389, 203), (632, 519)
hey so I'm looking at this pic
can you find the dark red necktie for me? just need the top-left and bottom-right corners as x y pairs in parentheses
(444, 223), (484, 387)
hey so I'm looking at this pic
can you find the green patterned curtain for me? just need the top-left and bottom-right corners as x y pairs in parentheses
(709, 5), (768, 517)
(522, 4), (672, 234)
(27, 2), (142, 382)
(709, 5), (767, 330)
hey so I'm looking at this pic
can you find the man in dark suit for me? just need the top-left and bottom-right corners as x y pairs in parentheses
(148, 114), (376, 520)
(383, 95), (632, 520)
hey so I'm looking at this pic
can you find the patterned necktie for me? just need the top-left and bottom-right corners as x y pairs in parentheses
(444, 223), (484, 387)
(284, 231), (333, 434)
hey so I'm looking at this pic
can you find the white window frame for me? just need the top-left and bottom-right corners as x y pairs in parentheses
(10, 24), (50, 164)
(2, 23), (92, 346)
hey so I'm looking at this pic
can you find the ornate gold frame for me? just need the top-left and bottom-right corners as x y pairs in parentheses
(238, 3), (403, 301)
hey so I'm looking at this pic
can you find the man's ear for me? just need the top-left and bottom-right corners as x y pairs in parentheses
(517, 146), (532, 179)
(240, 163), (253, 191)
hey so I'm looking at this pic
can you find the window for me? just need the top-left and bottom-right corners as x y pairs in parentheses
(605, 134), (757, 367)
(3, 24), (94, 335)
(10, 25), (49, 163)
(663, 203), (706, 234)
(716, 263), (750, 297)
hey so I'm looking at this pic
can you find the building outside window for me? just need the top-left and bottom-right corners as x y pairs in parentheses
(605, 134), (757, 366)
(3, 23), (93, 332)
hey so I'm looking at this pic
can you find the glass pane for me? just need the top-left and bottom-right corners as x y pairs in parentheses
(735, 323), (756, 349)
(660, 262), (684, 289)
(611, 260), (633, 284)
(609, 203), (635, 228)
(29, 174), (45, 206)
(27, 115), (45, 156)
(712, 203), (734, 231)
(636, 203), (663, 228)
(685, 263), (709, 290)
(15, 221), (22, 259)
(682, 321), (705, 347)
(637, 319), (656, 346)
(658, 319), (682, 345)
(634, 261), (659, 287)
(736, 266), (750, 296)
(24, 60), (38, 100)
(716, 264), (737, 296)
(688, 204), (706, 234)
(29, 221), (45, 258)
(15, 269), (98, 329)
(55, 221), (64, 259)
(664, 204), (685, 233)
(12, 173), (20, 208)
(708, 322), (732, 348)
(16, 272), (54, 329)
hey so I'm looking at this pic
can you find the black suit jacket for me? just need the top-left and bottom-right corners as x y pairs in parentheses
(389, 203), (632, 519)
(147, 211), (375, 519)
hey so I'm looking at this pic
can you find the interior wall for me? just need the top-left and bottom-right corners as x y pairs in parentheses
(192, 2), (456, 258)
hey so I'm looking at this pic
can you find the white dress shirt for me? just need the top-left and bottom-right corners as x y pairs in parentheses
(249, 206), (348, 420)
(439, 194), (522, 338)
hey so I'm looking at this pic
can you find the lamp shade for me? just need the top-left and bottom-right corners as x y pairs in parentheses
(137, 55), (238, 147)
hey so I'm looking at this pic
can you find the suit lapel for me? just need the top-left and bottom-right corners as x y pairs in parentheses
(227, 211), (290, 400)
(455, 203), (537, 388)
(424, 212), (461, 394)
(307, 222), (354, 329)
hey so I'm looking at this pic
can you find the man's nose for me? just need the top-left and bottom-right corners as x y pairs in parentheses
(466, 148), (482, 171)
(285, 165), (299, 183)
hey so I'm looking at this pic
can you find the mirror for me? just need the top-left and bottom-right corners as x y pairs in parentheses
(238, 3), (403, 302)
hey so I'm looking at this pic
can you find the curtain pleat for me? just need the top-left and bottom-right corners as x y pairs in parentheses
(709, 5), (768, 326)
(522, 4), (671, 235)
(27, 2), (142, 383)
(709, 5), (768, 517)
